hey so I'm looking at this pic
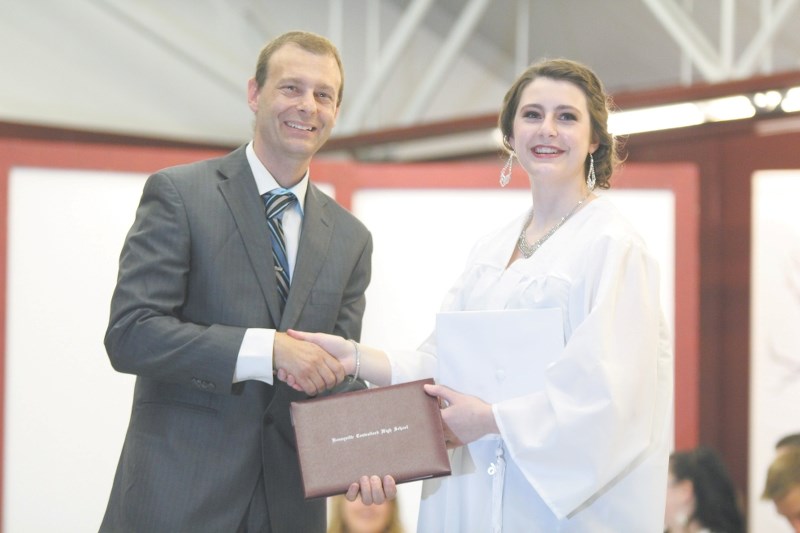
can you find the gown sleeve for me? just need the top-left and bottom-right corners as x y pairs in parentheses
(493, 232), (668, 519)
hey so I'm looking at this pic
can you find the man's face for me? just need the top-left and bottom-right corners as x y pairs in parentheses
(775, 485), (800, 532)
(247, 43), (341, 179)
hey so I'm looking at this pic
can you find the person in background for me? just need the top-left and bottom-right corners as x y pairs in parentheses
(763, 447), (800, 532)
(327, 496), (404, 533)
(288, 58), (673, 532)
(100, 31), (373, 532)
(663, 446), (745, 533)
(777, 433), (800, 454)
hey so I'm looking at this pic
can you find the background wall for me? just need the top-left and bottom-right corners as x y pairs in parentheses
(5, 104), (800, 530)
(750, 170), (800, 533)
(0, 138), (685, 532)
(626, 114), (800, 532)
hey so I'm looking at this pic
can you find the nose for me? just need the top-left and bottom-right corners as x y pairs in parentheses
(296, 90), (316, 114)
(539, 114), (557, 137)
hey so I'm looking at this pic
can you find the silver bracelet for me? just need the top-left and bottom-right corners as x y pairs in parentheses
(348, 339), (361, 381)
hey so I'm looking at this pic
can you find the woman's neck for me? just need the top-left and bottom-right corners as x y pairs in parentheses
(528, 180), (591, 229)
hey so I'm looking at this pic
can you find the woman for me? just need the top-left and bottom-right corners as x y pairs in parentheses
(664, 447), (745, 533)
(327, 496), (404, 533)
(287, 58), (673, 531)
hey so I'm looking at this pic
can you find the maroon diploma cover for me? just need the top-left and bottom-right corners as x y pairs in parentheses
(290, 378), (451, 499)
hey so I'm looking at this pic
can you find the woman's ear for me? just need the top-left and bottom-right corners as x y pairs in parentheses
(590, 134), (600, 155)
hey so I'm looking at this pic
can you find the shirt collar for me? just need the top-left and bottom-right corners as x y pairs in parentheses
(245, 141), (308, 213)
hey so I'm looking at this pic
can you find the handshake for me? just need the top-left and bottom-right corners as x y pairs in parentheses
(273, 329), (370, 396)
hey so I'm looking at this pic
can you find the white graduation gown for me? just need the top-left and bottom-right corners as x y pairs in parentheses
(388, 197), (673, 532)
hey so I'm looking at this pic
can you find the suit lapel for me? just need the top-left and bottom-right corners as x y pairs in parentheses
(281, 184), (333, 329)
(217, 147), (284, 326)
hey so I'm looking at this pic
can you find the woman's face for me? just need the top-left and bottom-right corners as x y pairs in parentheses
(341, 498), (393, 533)
(664, 473), (694, 530)
(509, 76), (598, 186)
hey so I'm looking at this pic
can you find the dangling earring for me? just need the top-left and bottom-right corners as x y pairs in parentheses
(500, 152), (514, 187)
(587, 153), (597, 190)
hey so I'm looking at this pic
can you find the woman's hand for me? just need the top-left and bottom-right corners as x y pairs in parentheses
(346, 475), (397, 505)
(424, 383), (499, 448)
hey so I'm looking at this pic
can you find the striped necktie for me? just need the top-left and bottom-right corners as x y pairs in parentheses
(263, 190), (297, 309)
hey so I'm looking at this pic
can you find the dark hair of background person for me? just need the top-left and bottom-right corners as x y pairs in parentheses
(497, 58), (623, 190)
(254, 30), (345, 106)
(670, 446), (746, 533)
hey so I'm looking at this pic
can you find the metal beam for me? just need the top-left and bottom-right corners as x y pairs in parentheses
(366, 0), (381, 74)
(515, 0), (531, 75)
(679, 0), (695, 85)
(758, 0), (774, 72)
(720, 0), (735, 73)
(89, 0), (246, 98)
(641, 0), (725, 81)
(339, 0), (436, 132)
(328, 0), (343, 49)
(399, 0), (492, 124)
(734, 0), (800, 77)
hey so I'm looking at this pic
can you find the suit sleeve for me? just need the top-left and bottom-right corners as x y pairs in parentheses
(104, 172), (243, 393)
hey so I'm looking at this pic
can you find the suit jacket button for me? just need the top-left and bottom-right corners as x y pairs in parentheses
(263, 414), (274, 424)
(191, 377), (216, 391)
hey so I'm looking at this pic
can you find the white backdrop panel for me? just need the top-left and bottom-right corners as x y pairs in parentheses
(750, 170), (800, 533)
(4, 167), (143, 532)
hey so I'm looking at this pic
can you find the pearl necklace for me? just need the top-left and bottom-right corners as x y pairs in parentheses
(517, 193), (591, 258)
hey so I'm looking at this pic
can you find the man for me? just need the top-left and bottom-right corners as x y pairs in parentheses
(777, 433), (800, 454)
(100, 31), (372, 532)
(763, 447), (800, 532)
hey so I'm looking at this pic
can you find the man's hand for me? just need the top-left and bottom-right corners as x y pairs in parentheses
(273, 332), (345, 395)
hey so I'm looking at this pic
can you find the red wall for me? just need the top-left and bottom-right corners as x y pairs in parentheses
(626, 114), (800, 499)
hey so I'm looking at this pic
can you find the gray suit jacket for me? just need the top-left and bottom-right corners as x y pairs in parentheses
(100, 146), (372, 532)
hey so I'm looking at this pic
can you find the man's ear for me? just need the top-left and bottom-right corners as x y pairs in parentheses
(247, 78), (259, 113)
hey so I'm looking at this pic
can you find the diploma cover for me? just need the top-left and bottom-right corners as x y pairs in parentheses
(290, 378), (451, 499)
(436, 308), (564, 402)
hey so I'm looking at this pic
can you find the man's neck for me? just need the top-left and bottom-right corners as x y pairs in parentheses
(252, 143), (310, 189)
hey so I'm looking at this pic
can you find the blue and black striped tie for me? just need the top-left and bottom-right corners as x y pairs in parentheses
(263, 190), (297, 310)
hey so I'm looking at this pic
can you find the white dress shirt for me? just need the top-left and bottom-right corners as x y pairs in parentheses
(233, 141), (309, 384)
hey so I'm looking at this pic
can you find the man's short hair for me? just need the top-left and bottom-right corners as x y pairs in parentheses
(776, 433), (800, 450)
(763, 447), (800, 501)
(253, 31), (344, 106)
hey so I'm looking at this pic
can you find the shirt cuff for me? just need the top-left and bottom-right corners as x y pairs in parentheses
(234, 328), (276, 385)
